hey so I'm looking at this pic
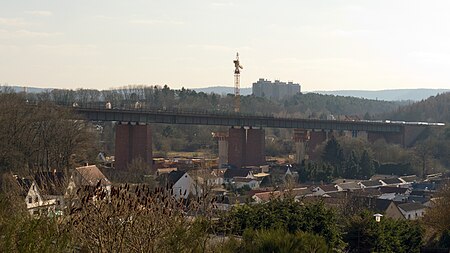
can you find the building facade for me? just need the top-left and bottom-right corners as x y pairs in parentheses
(252, 78), (301, 100)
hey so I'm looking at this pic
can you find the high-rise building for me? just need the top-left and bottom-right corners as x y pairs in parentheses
(252, 78), (301, 100)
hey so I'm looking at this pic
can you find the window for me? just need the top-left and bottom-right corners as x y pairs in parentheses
(57, 200), (60, 205)
(34, 197), (38, 203)
(28, 197), (32, 203)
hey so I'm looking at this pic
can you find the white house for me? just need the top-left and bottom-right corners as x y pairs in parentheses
(167, 171), (199, 199)
(25, 172), (65, 216)
(310, 185), (340, 196)
(233, 177), (260, 189)
(397, 202), (427, 220)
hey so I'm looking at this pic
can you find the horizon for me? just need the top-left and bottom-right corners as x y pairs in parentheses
(3, 83), (450, 95)
(1, 1), (450, 91)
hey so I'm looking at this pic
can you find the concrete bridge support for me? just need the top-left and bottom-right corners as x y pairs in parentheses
(246, 128), (265, 166)
(227, 127), (265, 168)
(228, 128), (246, 168)
(213, 132), (229, 167)
(367, 131), (404, 147)
(293, 129), (310, 163)
(305, 130), (329, 160)
(115, 123), (152, 170)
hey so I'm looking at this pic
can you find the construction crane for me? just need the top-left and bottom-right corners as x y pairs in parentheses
(233, 52), (243, 112)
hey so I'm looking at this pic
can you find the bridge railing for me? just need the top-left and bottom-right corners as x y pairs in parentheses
(66, 101), (279, 119)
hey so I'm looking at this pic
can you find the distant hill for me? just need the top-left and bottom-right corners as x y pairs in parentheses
(193, 86), (252, 96)
(314, 89), (450, 101)
(193, 87), (449, 101)
(385, 92), (450, 123)
(1, 85), (50, 93)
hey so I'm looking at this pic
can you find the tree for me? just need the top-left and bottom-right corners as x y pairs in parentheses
(344, 151), (361, 179)
(359, 150), (375, 179)
(322, 138), (345, 176)
(68, 184), (214, 253)
(241, 229), (328, 253)
(423, 185), (450, 243)
(221, 199), (345, 250)
(344, 212), (424, 253)
(0, 93), (97, 177)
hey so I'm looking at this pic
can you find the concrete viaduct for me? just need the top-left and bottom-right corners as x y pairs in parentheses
(72, 106), (432, 170)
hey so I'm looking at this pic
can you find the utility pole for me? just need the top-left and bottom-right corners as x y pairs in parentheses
(233, 52), (243, 112)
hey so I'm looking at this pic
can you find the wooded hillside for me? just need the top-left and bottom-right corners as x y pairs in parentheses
(386, 92), (450, 123)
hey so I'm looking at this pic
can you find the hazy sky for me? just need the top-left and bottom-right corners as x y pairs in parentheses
(1, 1), (450, 91)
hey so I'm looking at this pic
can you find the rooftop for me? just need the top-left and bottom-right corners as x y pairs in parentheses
(397, 202), (427, 212)
(75, 165), (111, 187)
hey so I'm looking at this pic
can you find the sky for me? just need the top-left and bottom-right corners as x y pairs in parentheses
(1, 0), (450, 92)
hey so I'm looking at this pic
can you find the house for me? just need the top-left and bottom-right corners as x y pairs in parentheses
(223, 168), (253, 183)
(379, 186), (410, 195)
(370, 174), (399, 181)
(353, 197), (404, 220)
(378, 186), (411, 200)
(215, 195), (249, 210)
(189, 169), (224, 187)
(252, 187), (311, 203)
(269, 165), (297, 185)
(380, 178), (404, 186)
(233, 177), (260, 189)
(156, 167), (177, 176)
(66, 165), (111, 196)
(399, 175), (420, 185)
(252, 191), (283, 203)
(310, 185), (340, 196)
(336, 181), (361, 191)
(372, 199), (404, 220)
(161, 171), (199, 199)
(397, 202), (427, 220)
(25, 172), (65, 216)
(359, 180), (383, 189)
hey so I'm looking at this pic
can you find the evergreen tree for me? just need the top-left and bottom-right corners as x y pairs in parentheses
(345, 151), (361, 179)
(322, 138), (345, 176)
(359, 150), (375, 179)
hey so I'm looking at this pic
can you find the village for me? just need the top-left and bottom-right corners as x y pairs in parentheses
(16, 153), (448, 222)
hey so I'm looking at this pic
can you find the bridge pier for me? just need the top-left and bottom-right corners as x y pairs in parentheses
(227, 127), (265, 168)
(305, 130), (329, 160)
(115, 123), (152, 170)
(213, 132), (228, 167)
(367, 131), (404, 147)
(228, 128), (246, 168)
(293, 129), (310, 163)
(246, 128), (265, 166)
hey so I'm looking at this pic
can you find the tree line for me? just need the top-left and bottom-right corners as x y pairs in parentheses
(0, 93), (97, 178)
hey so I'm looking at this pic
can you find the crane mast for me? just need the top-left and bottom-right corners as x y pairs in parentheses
(233, 52), (243, 112)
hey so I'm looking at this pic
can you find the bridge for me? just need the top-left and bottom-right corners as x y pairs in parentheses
(73, 107), (403, 132)
(71, 106), (441, 170)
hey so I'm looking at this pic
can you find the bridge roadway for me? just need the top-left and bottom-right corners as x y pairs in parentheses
(73, 106), (403, 133)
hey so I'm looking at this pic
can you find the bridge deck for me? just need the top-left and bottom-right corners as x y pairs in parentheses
(74, 107), (403, 132)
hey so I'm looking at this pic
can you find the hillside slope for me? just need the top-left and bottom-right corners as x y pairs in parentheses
(385, 92), (450, 122)
(315, 89), (449, 101)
